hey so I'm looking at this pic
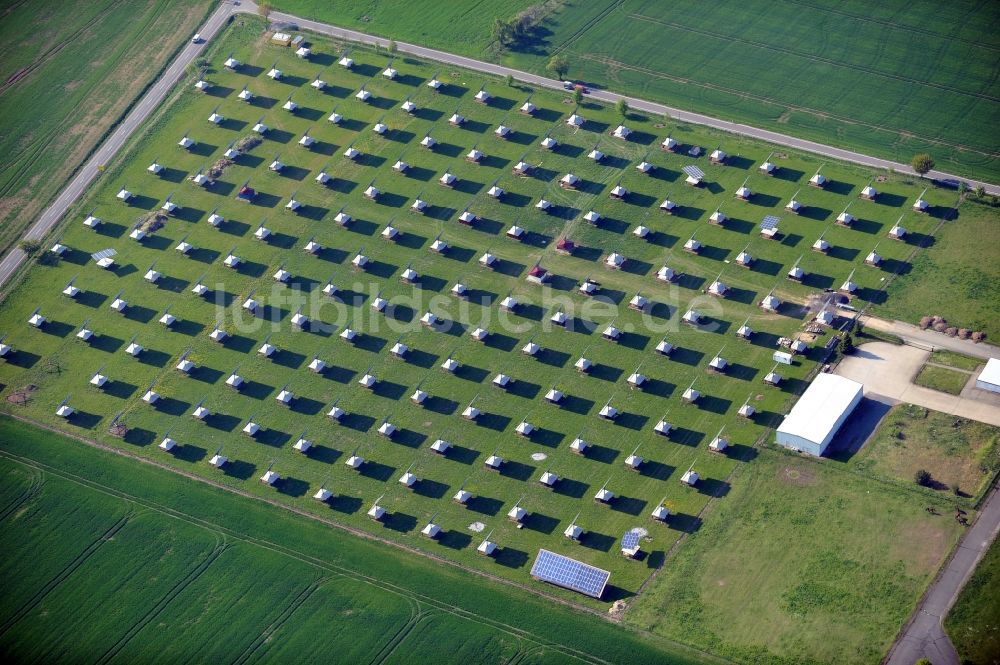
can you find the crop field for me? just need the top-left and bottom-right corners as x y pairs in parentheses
(0, 14), (958, 603)
(626, 448), (966, 664)
(270, 0), (1000, 183)
(503, 0), (1000, 184)
(0, 0), (213, 257)
(0, 415), (710, 665)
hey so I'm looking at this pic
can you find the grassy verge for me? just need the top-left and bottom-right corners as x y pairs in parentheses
(626, 448), (965, 664)
(930, 350), (983, 372)
(878, 202), (1000, 341)
(914, 364), (970, 395)
(0, 0), (214, 257)
(945, 537), (1000, 665)
(850, 403), (1000, 502)
(0, 415), (714, 665)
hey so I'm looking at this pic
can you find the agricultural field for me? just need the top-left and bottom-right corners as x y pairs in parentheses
(849, 403), (1000, 501)
(945, 536), (1000, 665)
(0, 14), (958, 603)
(272, 0), (1000, 183)
(0, 0), (214, 257)
(0, 416), (706, 665)
(626, 448), (966, 665)
(878, 201), (1000, 340)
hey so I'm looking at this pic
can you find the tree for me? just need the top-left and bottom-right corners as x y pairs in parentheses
(387, 39), (397, 54)
(839, 334), (855, 355)
(572, 88), (583, 104)
(911, 153), (935, 176)
(257, 2), (272, 18)
(915, 469), (932, 487)
(18, 239), (40, 255)
(616, 98), (629, 118)
(546, 54), (570, 81)
(504, 73), (514, 87)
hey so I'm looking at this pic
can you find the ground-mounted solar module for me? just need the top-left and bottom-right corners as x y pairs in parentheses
(530, 549), (610, 598)
(621, 530), (641, 550)
(682, 165), (705, 180)
(91, 248), (118, 263)
(760, 215), (780, 231)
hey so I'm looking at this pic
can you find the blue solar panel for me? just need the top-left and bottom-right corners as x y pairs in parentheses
(91, 248), (118, 262)
(682, 165), (705, 179)
(530, 549), (610, 598)
(760, 215), (780, 230)
(622, 531), (640, 550)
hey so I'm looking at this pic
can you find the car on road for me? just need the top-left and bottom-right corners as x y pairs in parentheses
(192, 33), (202, 43)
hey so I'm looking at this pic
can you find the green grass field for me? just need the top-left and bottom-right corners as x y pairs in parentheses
(929, 350), (984, 372)
(0, 13), (961, 605)
(914, 364), (970, 395)
(626, 448), (966, 664)
(0, 0), (213, 257)
(850, 403), (1000, 501)
(273, 0), (1000, 184)
(0, 415), (711, 665)
(946, 537), (1000, 665)
(877, 201), (1000, 340)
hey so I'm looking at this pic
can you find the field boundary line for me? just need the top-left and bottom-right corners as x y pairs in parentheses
(0, 421), (729, 665)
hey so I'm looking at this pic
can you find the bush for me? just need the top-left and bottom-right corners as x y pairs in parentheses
(18, 239), (41, 255)
(616, 98), (629, 118)
(504, 74), (513, 87)
(911, 153), (935, 176)
(572, 88), (583, 104)
(387, 39), (397, 54)
(915, 469), (932, 487)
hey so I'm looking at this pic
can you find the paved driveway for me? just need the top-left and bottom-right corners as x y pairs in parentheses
(836, 342), (1000, 427)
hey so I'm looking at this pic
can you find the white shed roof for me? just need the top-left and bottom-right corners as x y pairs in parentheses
(979, 357), (1000, 387)
(777, 374), (862, 447)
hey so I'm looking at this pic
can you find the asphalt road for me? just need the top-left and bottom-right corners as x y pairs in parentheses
(0, 1), (236, 289)
(247, 0), (999, 195)
(885, 481), (1000, 665)
(2, 0), (996, 292)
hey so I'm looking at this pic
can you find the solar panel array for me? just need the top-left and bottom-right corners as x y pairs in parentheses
(621, 531), (640, 550)
(682, 165), (705, 179)
(91, 248), (118, 262)
(760, 215), (780, 231)
(530, 549), (610, 598)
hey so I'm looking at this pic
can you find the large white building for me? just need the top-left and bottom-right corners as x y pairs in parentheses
(976, 358), (1000, 394)
(776, 373), (863, 456)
